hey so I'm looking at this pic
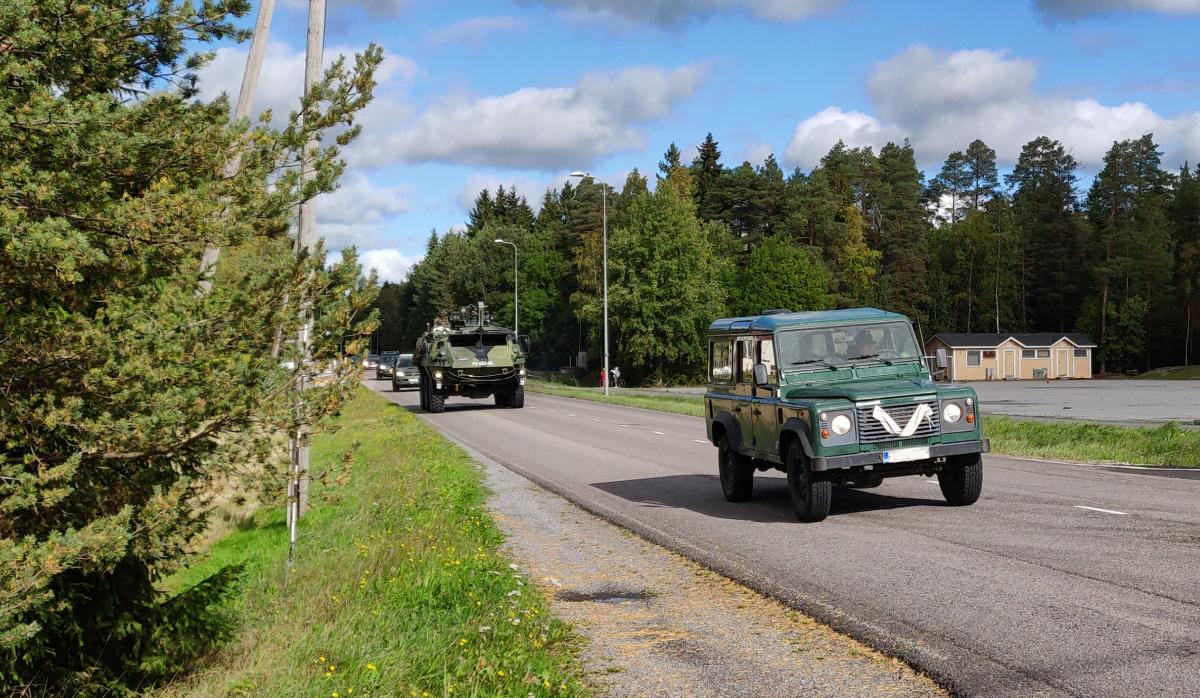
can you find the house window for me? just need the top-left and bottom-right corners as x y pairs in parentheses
(1021, 349), (1036, 359)
(1074, 349), (1088, 358)
(966, 350), (981, 366)
(710, 341), (732, 383)
(1037, 349), (1050, 358)
(983, 350), (997, 359)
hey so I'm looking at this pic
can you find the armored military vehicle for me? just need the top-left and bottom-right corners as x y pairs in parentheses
(414, 302), (529, 413)
(705, 308), (989, 522)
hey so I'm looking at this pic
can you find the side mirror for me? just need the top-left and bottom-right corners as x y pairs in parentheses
(752, 363), (769, 386)
(935, 347), (948, 370)
(519, 335), (531, 353)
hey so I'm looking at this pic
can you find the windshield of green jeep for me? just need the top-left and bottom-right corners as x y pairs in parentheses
(778, 322), (921, 369)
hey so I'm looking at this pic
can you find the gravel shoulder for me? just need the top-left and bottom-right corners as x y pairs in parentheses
(472, 440), (944, 698)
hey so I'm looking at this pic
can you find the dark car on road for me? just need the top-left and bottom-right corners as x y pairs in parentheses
(375, 351), (400, 380)
(705, 308), (988, 522)
(390, 353), (419, 391)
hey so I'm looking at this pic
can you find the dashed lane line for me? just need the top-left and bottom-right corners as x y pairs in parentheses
(692, 439), (709, 444)
(1074, 505), (1130, 515)
(652, 431), (666, 435)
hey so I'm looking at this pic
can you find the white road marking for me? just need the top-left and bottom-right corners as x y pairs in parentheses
(652, 431), (666, 435)
(569, 413), (576, 417)
(692, 439), (709, 444)
(1074, 505), (1129, 516)
(591, 418), (601, 422)
(922, 479), (940, 484)
(549, 409), (558, 413)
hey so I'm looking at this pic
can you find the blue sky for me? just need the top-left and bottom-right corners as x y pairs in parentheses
(195, 0), (1200, 281)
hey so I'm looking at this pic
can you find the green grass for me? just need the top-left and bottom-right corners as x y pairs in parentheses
(528, 381), (1200, 467)
(1137, 365), (1200, 380)
(983, 416), (1200, 467)
(156, 387), (589, 698)
(528, 381), (704, 417)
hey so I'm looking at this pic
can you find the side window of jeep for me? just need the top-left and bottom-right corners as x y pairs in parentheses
(738, 339), (755, 384)
(710, 341), (733, 383)
(759, 338), (777, 385)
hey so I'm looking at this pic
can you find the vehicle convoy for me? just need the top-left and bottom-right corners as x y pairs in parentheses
(705, 308), (989, 522)
(390, 353), (419, 391)
(414, 302), (529, 413)
(376, 350), (399, 380)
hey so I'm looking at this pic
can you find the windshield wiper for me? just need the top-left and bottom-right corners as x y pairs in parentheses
(847, 353), (893, 365)
(790, 359), (839, 370)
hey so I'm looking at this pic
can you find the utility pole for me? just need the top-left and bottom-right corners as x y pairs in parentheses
(287, 0), (325, 567)
(198, 0), (276, 293)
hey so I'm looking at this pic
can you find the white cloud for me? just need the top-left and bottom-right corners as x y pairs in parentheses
(427, 16), (526, 47)
(454, 174), (564, 214)
(360, 249), (420, 283)
(357, 64), (710, 170)
(784, 45), (1200, 169)
(785, 107), (904, 169)
(313, 172), (409, 249)
(196, 41), (417, 127)
(1035, 0), (1200, 18)
(533, 0), (842, 25)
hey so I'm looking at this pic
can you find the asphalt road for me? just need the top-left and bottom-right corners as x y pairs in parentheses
(367, 380), (1200, 698)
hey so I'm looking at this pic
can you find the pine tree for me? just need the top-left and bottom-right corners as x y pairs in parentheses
(933, 150), (970, 224)
(876, 141), (931, 317)
(831, 205), (881, 307)
(964, 139), (1000, 213)
(691, 132), (724, 220)
(1007, 136), (1087, 333)
(659, 142), (683, 179)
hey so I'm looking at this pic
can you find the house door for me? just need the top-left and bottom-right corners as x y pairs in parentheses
(1003, 349), (1017, 379)
(1057, 349), (1071, 378)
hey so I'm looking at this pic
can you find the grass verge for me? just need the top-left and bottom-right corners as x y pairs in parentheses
(155, 386), (589, 698)
(1137, 365), (1200, 380)
(528, 382), (704, 417)
(528, 381), (1200, 467)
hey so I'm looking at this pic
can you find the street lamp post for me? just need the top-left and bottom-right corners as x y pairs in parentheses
(569, 171), (609, 395)
(493, 239), (518, 335)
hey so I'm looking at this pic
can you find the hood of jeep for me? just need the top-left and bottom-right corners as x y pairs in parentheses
(782, 375), (938, 402)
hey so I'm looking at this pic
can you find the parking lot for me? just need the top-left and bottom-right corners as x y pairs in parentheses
(970, 379), (1200, 427)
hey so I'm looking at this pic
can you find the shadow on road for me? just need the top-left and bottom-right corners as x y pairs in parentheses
(592, 474), (945, 521)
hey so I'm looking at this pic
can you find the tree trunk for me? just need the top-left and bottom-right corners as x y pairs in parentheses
(197, 0), (276, 293)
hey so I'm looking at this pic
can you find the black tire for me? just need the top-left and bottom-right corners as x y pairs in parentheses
(717, 433), (754, 502)
(419, 373), (429, 411)
(494, 391), (508, 407)
(391, 379), (399, 392)
(786, 441), (831, 522)
(427, 381), (445, 414)
(938, 453), (983, 506)
(508, 385), (524, 408)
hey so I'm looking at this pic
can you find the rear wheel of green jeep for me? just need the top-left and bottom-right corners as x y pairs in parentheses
(717, 434), (753, 502)
(938, 453), (983, 505)
(786, 442), (831, 522)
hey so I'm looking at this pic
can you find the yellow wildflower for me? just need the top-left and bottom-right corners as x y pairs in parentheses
(366, 663), (377, 671)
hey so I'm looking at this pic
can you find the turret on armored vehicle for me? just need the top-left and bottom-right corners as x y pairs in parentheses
(413, 302), (529, 413)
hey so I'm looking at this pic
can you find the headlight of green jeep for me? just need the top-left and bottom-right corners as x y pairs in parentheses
(831, 414), (852, 435)
(940, 398), (976, 432)
(819, 410), (856, 445)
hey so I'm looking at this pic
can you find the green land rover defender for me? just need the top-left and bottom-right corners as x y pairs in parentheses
(705, 308), (989, 522)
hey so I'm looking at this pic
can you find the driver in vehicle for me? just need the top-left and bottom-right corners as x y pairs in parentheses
(851, 330), (877, 358)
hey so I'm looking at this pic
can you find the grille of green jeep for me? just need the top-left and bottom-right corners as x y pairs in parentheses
(855, 401), (940, 443)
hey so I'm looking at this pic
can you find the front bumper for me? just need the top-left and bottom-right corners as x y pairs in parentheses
(812, 439), (989, 472)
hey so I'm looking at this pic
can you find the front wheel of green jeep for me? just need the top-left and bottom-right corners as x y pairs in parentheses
(508, 385), (525, 408)
(938, 453), (983, 506)
(786, 442), (831, 522)
(717, 434), (753, 502)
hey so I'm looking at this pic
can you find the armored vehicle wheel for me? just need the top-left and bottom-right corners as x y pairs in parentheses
(717, 434), (753, 502)
(786, 441), (830, 522)
(508, 386), (524, 408)
(938, 453), (983, 506)
(428, 385), (445, 413)
(419, 375), (429, 411)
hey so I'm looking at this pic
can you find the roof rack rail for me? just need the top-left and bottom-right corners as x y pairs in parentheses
(761, 308), (792, 315)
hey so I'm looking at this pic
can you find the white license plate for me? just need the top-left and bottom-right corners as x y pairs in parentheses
(407, 378), (419, 383)
(882, 446), (930, 463)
